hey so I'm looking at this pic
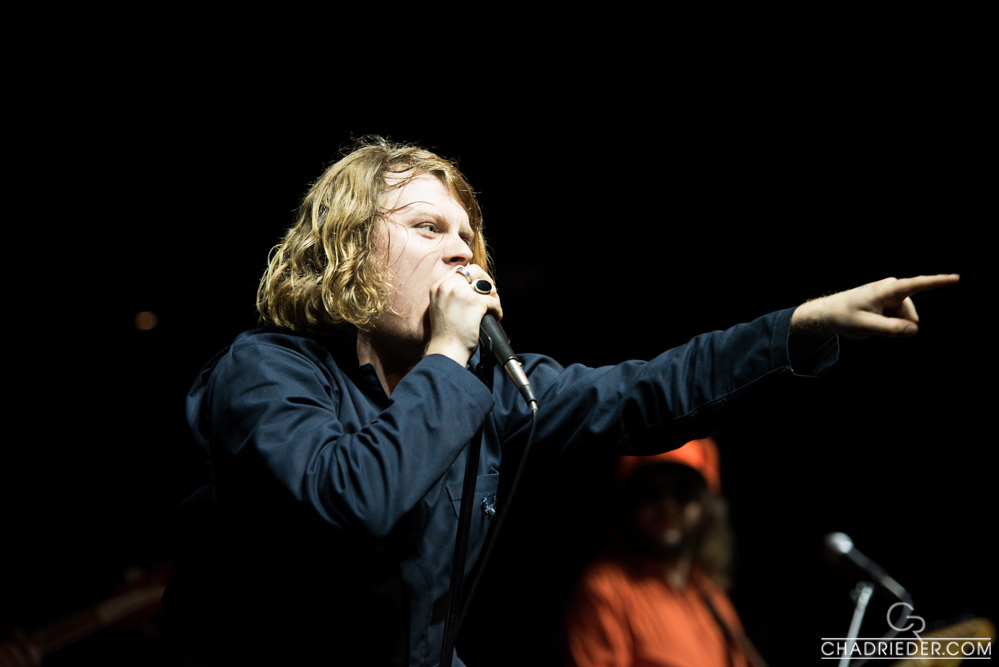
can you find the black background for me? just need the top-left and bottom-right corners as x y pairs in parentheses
(3, 30), (992, 666)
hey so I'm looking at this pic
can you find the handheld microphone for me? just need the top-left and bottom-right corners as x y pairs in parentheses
(824, 532), (911, 603)
(479, 313), (537, 409)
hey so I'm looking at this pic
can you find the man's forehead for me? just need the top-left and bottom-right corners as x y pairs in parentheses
(383, 172), (469, 223)
(383, 171), (443, 200)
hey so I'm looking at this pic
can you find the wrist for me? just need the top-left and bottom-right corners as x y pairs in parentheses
(424, 336), (473, 368)
(789, 299), (834, 364)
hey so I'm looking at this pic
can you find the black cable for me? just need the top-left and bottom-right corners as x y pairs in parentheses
(454, 403), (538, 636)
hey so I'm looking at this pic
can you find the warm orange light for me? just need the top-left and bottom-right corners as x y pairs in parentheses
(135, 311), (159, 331)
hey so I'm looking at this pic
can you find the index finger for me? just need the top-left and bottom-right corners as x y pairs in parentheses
(883, 274), (960, 301)
(465, 263), (496, 285)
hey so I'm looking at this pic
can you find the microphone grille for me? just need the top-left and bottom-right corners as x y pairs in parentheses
(824, 532), (853, 557)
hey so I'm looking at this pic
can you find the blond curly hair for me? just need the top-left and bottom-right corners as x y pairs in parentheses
(256, 136), (489, 334)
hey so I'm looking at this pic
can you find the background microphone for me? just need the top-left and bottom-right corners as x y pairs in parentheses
(479, 313), (537, 409)
(824, 532), (911, 603)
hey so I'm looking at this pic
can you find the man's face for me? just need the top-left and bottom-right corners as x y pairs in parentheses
(636, 493), (703, 554)
(631, 466), (705, 558)
(369, 173), (474, 358)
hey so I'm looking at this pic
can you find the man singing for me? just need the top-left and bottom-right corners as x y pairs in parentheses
(163, 136), (957, 666)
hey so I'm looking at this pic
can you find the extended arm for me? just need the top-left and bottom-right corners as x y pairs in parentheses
(494, 274), (959, 462)
(489, 307), (838, 464)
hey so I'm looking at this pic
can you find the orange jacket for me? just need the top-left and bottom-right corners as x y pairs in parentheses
(566, 557), (749, 667)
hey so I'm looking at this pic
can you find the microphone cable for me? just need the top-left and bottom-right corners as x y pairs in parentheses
(455, 401), (538, 636)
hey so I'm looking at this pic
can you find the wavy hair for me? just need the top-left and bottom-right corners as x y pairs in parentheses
(256, 136), (489, 334)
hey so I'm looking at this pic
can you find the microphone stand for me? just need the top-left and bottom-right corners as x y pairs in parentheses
(440, 346), (496, 667)
(838, 582), (875, 667)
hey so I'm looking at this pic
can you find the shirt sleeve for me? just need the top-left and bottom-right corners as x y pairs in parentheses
(202, 338), (494, 539)
(493, 307), (838, 460)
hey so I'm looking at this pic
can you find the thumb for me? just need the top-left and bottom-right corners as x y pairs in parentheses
(846, 310), (919, 339)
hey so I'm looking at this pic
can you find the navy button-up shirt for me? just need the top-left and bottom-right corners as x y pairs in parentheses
(165, 307), (836, 666)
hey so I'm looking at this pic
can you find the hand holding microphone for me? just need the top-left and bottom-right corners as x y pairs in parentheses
(428, 265), (536, 408)
(426, 264), (503, 367)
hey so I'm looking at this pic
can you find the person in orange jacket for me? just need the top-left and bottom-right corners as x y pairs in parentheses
(566, 438), (767, 667)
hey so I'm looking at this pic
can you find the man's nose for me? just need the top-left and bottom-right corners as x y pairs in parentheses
(444, 233), (473, 265)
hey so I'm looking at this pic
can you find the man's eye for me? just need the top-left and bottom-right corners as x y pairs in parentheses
(418, 223), (439, 233)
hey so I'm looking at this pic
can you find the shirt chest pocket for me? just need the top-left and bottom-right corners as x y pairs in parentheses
(444, 472), (500, 568)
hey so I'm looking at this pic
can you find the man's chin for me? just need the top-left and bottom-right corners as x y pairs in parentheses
(654, 528), (683, 549)
(638, 531), (685, 559)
